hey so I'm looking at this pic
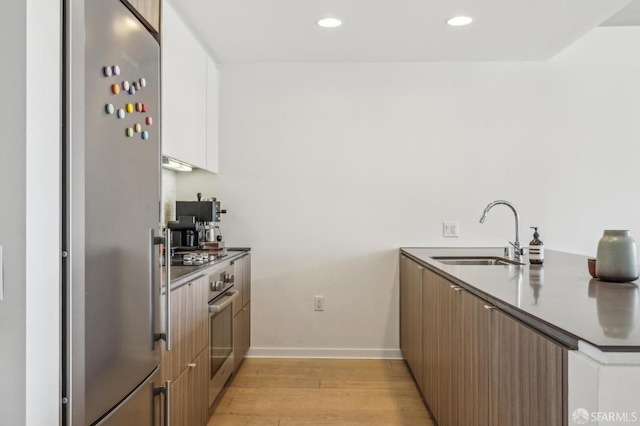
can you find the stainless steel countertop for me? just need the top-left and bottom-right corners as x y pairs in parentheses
(401, 247), (640, 351)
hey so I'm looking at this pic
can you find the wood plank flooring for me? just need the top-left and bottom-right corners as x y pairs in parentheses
(208, 358), (434, 425)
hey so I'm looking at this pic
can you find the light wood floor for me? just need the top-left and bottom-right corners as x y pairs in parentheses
(208, 358), (434, 425)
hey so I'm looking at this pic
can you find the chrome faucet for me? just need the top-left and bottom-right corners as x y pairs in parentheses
(479, 200), (525, 262)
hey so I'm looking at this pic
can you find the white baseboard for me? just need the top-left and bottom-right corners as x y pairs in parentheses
(246, 347), (403, 359)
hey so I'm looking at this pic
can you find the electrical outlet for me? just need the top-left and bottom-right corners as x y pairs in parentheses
(443, 221), (460, 238)
(314, 295), (324, 311)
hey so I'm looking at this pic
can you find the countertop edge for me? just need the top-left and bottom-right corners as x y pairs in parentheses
(400, 249), (580, 350)
(400, 247), (640, 354)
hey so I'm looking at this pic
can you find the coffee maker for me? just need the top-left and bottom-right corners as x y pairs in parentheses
(168, 193), (226, 250)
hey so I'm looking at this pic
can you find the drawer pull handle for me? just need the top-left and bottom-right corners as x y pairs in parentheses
(484, 305), (496, 310)
(188, 363), (196, 368)
(450, 285), (462, 291)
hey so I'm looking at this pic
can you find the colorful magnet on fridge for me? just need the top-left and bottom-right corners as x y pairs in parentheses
(126, 103), (134, 113)
(135, 103), (143, 112)
(112, 65), (121, 76)
(111, 84), (120, 95)
(145, 117), (152, 126)
(117, 109), (125, 119)
(141, 131), (149, 140)
(134, 123), (141, 133)
(141, 104), (147, 113)
(103, 66), (113, 77)
(139, 78), (146, 88)
(133, 81), (140, 91)
(125, 128), (133, 137)
(128, 85), (136, 95)
(105, 104), (115, 114)
(122, 81), (130, 91)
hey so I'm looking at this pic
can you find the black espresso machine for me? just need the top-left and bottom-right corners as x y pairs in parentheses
(167, 193), (226, 250)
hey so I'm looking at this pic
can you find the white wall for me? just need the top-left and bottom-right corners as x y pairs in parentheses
(25, 0), (61, 423)
(178, 27), (640, 358)
(0, 2), (28, 423)
(0, 0), (61, 424)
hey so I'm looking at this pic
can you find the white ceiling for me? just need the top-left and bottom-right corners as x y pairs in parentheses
(601, 0), (640, 25)
(169, 0), (632, 63)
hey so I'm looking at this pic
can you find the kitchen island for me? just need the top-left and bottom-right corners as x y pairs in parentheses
(400, 247), (640, 426)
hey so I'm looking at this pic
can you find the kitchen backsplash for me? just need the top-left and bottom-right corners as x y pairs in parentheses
(161, 168), (177, 227)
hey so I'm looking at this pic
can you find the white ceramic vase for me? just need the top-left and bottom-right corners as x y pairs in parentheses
(596, 230), (639, 283)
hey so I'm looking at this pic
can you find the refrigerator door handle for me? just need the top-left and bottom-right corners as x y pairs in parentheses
(150, 229), (159, 349)
(165, 380), (170, 426)
(152, 230), (168, 346)
(153, 381), (171, 426)
(163, 227), (171, 350)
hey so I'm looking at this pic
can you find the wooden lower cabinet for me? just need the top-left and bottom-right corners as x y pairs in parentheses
(489, 309), (566, 426)
(233, 303), (250, 371)
(402, 257), (566, 426)
(170, 348), (208, 426)
(437, 277), (462, 426)
(458, 290), (490, 426)
(400, 255), (424, 389)
(421, 267), (439, 417)
(161, 275), (209, 426)
(233, 254), (251, 372)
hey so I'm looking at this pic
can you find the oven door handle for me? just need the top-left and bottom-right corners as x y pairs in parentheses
(208, 290), (238, 313)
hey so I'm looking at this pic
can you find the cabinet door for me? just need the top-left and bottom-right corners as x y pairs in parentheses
(232, 257), (244, 316)
(244, 301), (251, 355)
(162, 1), (207, 169)
(169, 282), (191, 382)
(192, 349), (209, 426)
(170, 369), (190, 426)
(422, 268), (440, 416)
(489, 309), (566, 426)
(233, 309), (245, 372)
(458, 291), (490, 426)
(167, 276), (208, 382)
(436, 276), (462, 426)
(233, 301), (251, 372)
(190, 276), (209, 359)
(170, 349), (208, 426)
(399, 256), (423, 388)
(242, 254), (251, 307)
(206, 57), (219, 173)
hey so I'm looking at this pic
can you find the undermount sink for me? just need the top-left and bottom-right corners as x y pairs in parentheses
(433, 256), (523, 266)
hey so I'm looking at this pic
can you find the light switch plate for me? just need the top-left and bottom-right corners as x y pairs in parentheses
(443, 222), (460, 238)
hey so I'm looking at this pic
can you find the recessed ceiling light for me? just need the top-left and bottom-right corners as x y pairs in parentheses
(446, 16), (473, 27)
(317, 17), (343, 28)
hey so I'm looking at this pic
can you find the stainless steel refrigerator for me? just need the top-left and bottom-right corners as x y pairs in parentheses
(64, 0), (166, 424)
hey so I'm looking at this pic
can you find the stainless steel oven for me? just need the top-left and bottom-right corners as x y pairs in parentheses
(208, 263), (238, 407)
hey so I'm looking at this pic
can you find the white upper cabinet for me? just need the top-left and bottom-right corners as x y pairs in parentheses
(162, 1), (208, 170)
(206, 57), (219, 173)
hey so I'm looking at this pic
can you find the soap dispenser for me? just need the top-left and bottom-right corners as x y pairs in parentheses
(529, 227), (544, 265)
